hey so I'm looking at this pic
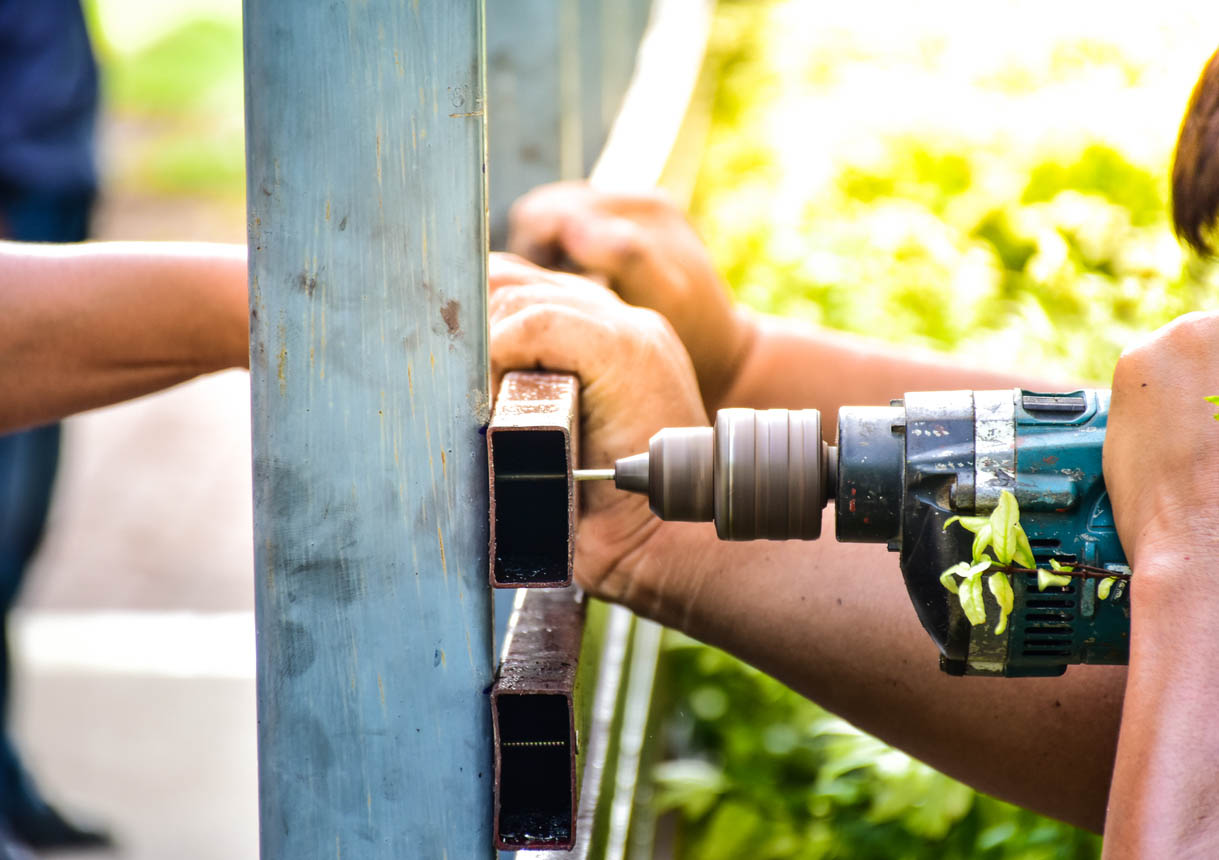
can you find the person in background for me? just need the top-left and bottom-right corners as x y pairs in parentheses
(0, 0), (111, 854)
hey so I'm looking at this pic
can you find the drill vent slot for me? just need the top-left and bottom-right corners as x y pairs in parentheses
(1022, 647), (1072, 657)
(1020, 579), (1076, 656)
(1025, 599), (1075, 609)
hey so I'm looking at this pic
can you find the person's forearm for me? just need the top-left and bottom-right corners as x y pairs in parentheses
(1104, 544), (1219, 858)
(619, 511), (1124, 833)
(0, 241), (248, 431)
(723, 310), (1075, 421)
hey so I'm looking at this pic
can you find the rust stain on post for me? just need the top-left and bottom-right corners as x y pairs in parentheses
(487, 371), (578, 587)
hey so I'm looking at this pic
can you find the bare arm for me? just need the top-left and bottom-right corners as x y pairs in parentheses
(1102, 312), (1219, 857)
(724, 310), (1071, 417)
(0, 241), (248, 431)
(509, 182), (1071, 426)
(626, 518), (1123, 832)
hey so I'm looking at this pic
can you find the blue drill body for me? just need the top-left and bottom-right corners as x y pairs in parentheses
(837, 389), (1129, 676)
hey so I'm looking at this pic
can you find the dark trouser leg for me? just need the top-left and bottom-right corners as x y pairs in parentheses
(0, 427), (60, 827)
(0, 190), (108, 847)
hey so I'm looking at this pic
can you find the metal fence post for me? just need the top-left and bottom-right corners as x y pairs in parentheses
(487, 0), (584, 249)
(244, 1), (494, 856)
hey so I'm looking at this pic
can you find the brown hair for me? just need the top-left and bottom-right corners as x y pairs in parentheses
(1173, 48), (1219, 255)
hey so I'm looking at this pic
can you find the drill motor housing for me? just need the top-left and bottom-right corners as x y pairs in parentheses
(836, 389), (1129, 677)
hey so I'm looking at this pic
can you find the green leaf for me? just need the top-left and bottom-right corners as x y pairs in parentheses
(959, 573), (988, 626)
(1207, 395), (1219, 420)
(1048, 558), (1074, 573)
(988, 490), (1021, 565)
(1098, 577), (1116, 600)
(1037, 568), (1073, 591)
(942, 560), (990, 595)
(988, 572), (1015, 635)
(968, 558), (993, 575)
(1014, 523), (1036, 568)
(943, 515), (989, 533)
(693, 800), (762, 860)
(971, 523), (993, 563)
(652, 759), (729, 819)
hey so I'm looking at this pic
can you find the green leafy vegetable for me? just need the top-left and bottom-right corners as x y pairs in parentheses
(1037, 569), (1074, 591)
(1013, 523), (1036, 568)
(959, 570), (988, 626)
(1036, 558), (1075, 591)
(987, 571), (1015, 634)
(971, 524), (994, 563)
(939, 491), (1125, 629)
(939, 563), (968, 594)
(940, 492), (1028, 631)
(942, 515), (988, 532)
(939, 561), (994, 626)
(989, 491), (1020, 564)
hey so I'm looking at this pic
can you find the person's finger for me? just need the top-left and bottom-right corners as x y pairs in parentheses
(489, 252), (563, 292)
(558, 213), (684, 308)
(507, 183), (592, 267)
(507, 182), (677, 267)
(489, 280), (621, 328)
(490, 302), (615, 395)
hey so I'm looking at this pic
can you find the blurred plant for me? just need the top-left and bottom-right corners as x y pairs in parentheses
(654, 637), (1102, 859)
(85, 2), (245, 200)
(690, 5), (1219, 384)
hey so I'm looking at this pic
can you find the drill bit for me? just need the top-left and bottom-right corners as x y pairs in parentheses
(495, 469), (615, 481)
(574, 468), (614, 481)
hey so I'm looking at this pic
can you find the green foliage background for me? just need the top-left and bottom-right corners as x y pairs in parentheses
(84, 0), (245, 202)
(651, 1), (1219, 857)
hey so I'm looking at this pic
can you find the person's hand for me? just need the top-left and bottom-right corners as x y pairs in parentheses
(1104, 311), (1219, 586)
(490, 252), (709, 610)
(507, 181), (756, 411)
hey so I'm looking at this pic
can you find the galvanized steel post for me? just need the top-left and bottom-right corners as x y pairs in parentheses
(244, 1), (494, 857)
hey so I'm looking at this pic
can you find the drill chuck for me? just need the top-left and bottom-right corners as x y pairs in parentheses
(612, 409), (833, 540)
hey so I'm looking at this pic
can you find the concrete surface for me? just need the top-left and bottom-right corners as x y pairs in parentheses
(12, 372), (259, 859)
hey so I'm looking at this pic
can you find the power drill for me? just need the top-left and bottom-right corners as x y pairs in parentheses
(580, 389), (1130, 677)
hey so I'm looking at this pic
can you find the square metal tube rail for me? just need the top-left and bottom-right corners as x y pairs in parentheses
(492, 587), (590, 850)
(488, 371), (579, 588)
